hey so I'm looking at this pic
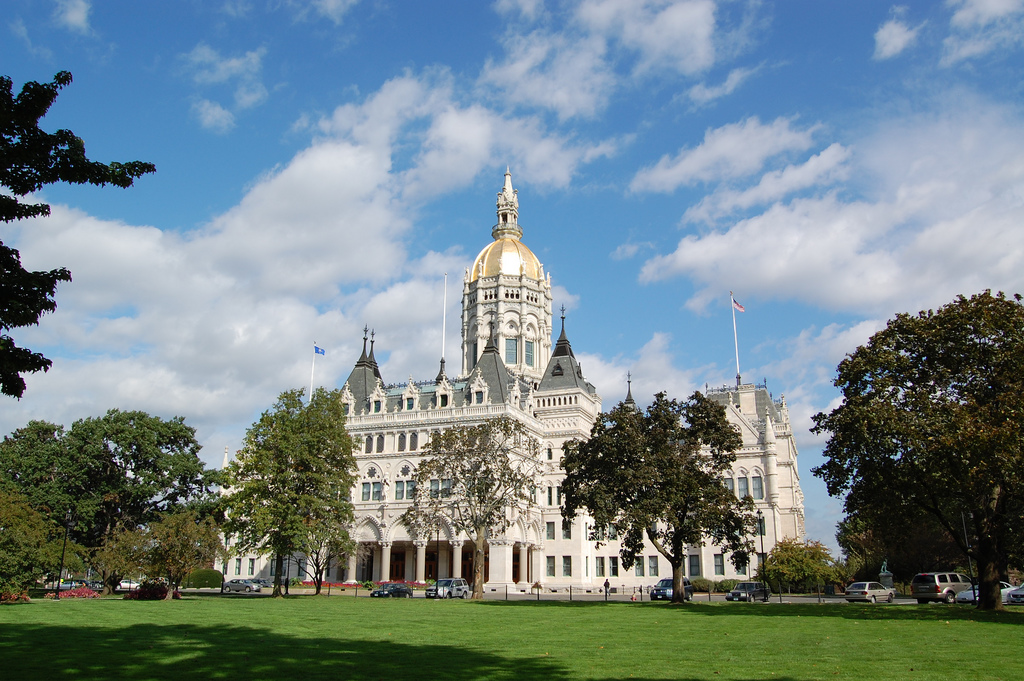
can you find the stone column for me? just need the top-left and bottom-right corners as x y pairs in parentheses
(533, 543), (545, 586)
(372, 546), (381, 581)
(487, 539), (514, 585)
(518, 543), (530, 586)
(346, 553), (357, 583)
(451, 541), (463, 579)
(415, 541), (427, 583)
(379, 541), (392, 582)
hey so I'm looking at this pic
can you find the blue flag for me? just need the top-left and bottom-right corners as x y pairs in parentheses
(314, 345), (325, 356)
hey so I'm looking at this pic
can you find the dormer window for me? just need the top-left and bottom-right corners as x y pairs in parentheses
(440, 394), (449, 407)
(552, 362), (563, 376)
(407, 397), (414, 410)
(374, 400), (381, 413)
(475, 391), (484, 404)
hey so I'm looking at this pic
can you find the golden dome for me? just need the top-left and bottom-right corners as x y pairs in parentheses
(470, 236), (543, 282)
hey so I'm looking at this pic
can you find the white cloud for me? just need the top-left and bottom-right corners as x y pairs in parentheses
(942, 0), (1024, 63)
(309, 0), (360, 24)
(2, 70), (613, 462)
(183, 44), (269, 120)
(577, 0), (719, 75)
(53, 0), (90, 34)
(480, 31), (614, 119)
(10, 19), (54, 59)
(683, 143), (851, 223)
(873, 9), (922, 60)
(630, 116), (818, 193)
(687, 65), (760, 105)
(641, 99), (1024, 318)
(192, 99), (235, 133)
(494, 0), (546, 20)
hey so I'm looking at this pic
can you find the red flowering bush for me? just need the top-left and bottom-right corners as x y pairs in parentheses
(1, 591), (30, 603)
(123, 579), (180, 600)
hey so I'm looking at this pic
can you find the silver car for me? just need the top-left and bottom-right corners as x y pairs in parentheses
(426, 578), (470, 599)
(222, 578), (261, 593)
(844, 581), (895, 603)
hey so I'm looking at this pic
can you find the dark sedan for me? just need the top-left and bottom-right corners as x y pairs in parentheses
(370, 582), (414, 598)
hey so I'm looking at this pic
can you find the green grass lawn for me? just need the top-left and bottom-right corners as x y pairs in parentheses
(2, 596), (1021, 681)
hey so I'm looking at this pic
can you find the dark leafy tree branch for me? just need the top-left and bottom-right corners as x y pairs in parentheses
(812, 291), (1024, 611)
(1, 71), (154, 397)
(562, 391), (752, 604)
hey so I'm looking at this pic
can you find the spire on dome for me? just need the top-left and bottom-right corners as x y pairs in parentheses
(624, 371), (637, 410)
(493, 167), (522, 240)
(368, 329), (382, 380)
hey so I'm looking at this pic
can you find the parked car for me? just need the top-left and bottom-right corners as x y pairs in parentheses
(84, 580), (105, 592)
(117, 579), (140, 591)
(726, 581), (770, 602)
(370, 582), (414, 598)
(1007, 585), (1024, 605)
(910, 572), (973, 604)
(955, 581), (1014, 604)
(844, 581), (895, 603)
(649, 577), (694, 601)
(223, 578), (262, 593)
(58, 579), (83, 591)
(425, 578), (470, 599)
(250, 578), (273, 589)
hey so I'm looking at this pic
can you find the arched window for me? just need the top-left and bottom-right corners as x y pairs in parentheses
(364, 436), (372, 454)
(410, 432), (418, 450)
(376, 434), (384, 453)
(398, 433), (406, 451)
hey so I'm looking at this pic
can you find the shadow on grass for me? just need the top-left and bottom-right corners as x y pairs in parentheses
(0, 620), (809, 681)
(471, 598), (1024, 623)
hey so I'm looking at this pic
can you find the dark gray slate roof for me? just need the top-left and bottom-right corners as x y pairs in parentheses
(537, 319), (598, 395)
(466, 333), (510, 404)
(343, 334), (382, 407)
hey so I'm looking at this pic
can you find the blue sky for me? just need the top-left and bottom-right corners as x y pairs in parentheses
(4, 0), (1024, 551)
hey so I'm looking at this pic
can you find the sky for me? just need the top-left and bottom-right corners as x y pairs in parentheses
(4, 0), (1024, 552)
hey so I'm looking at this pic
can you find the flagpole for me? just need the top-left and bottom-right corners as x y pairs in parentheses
(441, 273), (447, 362)
(309, 342), (317, 403)
(730, 292), (741, 387)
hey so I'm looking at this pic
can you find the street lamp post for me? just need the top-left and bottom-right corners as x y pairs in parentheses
(756, 509), (767, 602)
(54, 507), (73, 600)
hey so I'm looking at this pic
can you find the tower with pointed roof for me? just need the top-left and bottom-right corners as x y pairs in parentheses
(462, 169), (553, 384)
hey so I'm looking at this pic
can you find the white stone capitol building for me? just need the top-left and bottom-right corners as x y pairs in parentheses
(226, 170), (805, 591)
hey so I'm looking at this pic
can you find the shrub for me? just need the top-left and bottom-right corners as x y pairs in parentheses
(123, 578), (180, 600)
(185, 569), (224, 589)
(715, 579), (739, 593)
(1, 590), (30, 603)
(690, 578), (713, 593)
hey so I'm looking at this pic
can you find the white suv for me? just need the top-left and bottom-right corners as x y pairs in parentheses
(426, 578), (470, 599)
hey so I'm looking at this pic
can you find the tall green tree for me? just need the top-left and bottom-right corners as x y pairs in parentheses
(0, 410), (221, 593)
(812, 291), (1024, 610)
(562, 392), (750, 604)
(1, 71), (154, 398)
(403, 417), (540, 599)
(145, 510), (224, 599)
(224, 387), (356, 598)
(0, 489), (70, 596)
